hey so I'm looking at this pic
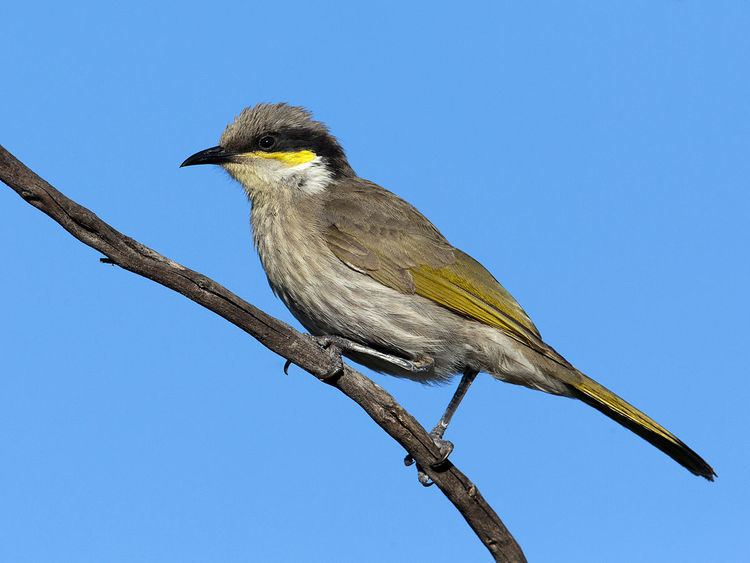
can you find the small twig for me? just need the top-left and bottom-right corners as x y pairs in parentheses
(0, 144), (526, 562)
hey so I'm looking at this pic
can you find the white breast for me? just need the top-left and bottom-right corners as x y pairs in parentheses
(248, 192), (466, 380)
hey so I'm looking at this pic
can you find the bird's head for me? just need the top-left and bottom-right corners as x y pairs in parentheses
(181, 103), (354, 197)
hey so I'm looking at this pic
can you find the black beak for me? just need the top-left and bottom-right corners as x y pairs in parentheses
(180, 146), (236, 167)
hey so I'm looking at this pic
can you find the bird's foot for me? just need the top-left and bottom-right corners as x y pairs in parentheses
(404, 430), (455, 487)
(282, 336), (345, 379)
(403, 431), (454, 468)
(403, 370), (477, 487)
(429, 432), (455, 466)
(312, 335), (346, 380)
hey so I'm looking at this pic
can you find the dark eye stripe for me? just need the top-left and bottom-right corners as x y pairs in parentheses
(243, 126), (353, 178)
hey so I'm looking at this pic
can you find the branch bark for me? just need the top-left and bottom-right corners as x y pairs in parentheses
(0, 145), (526, 562)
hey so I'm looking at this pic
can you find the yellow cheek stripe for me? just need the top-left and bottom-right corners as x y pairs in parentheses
(243, 150), (317, 166)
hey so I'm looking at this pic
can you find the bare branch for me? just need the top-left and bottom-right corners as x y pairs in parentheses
(0, 145), (526, 562)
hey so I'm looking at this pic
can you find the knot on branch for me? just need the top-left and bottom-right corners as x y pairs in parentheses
(20, 190), (41, 203)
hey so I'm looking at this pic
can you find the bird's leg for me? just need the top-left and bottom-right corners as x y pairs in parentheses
(430, 367), (479, 446)
(306, 335), (434, 377)
(405, 368), (479, 486)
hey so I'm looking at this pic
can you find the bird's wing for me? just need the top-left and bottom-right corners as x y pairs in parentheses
(322, 179), (542, 347)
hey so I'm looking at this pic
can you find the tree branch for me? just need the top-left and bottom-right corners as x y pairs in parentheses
(0, 145), (526, 562)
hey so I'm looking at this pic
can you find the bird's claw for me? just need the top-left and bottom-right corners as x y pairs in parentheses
(404, 456), (434, 486)
(404, 431), (455, 486)
(281, 336), (344, 379)
(428, 432), (454, 468)
(417, 466), (434, 487)
(313, 335), (345, 380)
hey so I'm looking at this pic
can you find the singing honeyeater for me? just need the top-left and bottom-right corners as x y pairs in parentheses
(181, 103), (715, 481)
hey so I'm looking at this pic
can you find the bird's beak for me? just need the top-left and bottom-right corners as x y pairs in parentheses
(180, 146), (236, 168)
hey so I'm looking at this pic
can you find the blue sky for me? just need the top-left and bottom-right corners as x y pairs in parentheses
(1, 2), (747, 561)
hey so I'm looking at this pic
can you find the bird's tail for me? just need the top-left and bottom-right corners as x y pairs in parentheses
(563, 371), (716, 480)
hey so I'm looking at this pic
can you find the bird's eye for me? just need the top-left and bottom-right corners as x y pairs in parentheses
(258, 135), (276, 150)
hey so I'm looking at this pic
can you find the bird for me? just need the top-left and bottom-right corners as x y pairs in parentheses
(181, 102), (715, 483)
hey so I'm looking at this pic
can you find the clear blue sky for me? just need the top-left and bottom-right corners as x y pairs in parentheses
(1, 2), (747, 561)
